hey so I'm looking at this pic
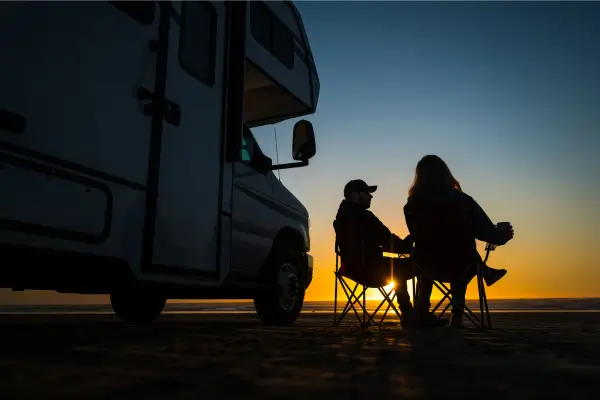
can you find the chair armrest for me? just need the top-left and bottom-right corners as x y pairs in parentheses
(485, 242), (497, 252)
(483, 242), (498, 263)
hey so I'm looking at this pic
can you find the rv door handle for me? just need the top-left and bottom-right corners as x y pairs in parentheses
(137, 87), (181, 127)
(142, 99), (181, 127)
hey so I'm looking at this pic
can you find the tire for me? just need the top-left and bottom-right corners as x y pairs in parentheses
(254, 246), (305, 325)
(110, 289), (166, 322)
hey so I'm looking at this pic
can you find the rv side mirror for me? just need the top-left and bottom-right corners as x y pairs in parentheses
(292, 120), (316, 161)
(254, 153), (273, 175)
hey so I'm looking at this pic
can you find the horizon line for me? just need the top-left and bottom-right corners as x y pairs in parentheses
(1, 296), (599, 307)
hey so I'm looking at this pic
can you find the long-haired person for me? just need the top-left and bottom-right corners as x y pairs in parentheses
(404, 155), (514, 328)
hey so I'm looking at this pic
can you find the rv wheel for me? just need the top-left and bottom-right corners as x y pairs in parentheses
(254, 246), (305, 325)
(110, 289), (166, 322)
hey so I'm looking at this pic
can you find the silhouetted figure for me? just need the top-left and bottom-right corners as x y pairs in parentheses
(404, 155), (514, 328)
(335, 179), (448, 328)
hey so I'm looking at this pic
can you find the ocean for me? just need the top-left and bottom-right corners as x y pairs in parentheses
(1, 298), (599, 315)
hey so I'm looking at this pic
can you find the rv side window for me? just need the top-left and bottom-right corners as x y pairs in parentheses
(110, 1), (155, 25)
(241, 138), (253, 162)
(241, 126), (256, 163)
(250, 2), (295, 69)
(179, 1), (217, 86)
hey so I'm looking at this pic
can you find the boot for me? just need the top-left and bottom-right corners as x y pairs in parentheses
(482, 264), (507, 286)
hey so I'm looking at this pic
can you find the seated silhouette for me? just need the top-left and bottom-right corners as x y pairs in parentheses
(404, 155), (514, 328)
(335, 179), (448, 328)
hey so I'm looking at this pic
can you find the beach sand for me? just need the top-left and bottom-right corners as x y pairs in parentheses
(1, 311), (599, 399)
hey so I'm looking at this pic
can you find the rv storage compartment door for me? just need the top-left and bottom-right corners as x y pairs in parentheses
(0, 155), (111, 243)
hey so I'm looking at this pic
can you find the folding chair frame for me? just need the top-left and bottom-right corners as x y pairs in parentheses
(333, 247), (406, 329)
(413, 243), (497, 330)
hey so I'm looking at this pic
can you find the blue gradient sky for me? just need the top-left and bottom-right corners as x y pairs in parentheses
(253, 1), (600, 300)
(2, 1), (598, 304)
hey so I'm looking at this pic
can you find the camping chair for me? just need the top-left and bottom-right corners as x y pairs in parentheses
(333, 219), (408, 328)
(428, 242), (497, 328)
(408, 202), (495, 330)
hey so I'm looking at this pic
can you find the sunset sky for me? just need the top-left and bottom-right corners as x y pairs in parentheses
(258, 0), (600, 301)
(2, 1), (599, 305)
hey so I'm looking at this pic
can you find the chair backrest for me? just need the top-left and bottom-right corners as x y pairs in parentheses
(334, 218), (390, 287)
(333, 219), (366, 277)
(407, 200), (476, 281)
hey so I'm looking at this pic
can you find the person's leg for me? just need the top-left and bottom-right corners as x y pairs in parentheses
(450, 265), (476, 327)
(390, 259), (414, 313)
(415, 275), (433, 316)
(386, 258), (416, 327)
(413, 274), (450, 327)
(392, 259), (448, 328)
(395, 278), (414, 313)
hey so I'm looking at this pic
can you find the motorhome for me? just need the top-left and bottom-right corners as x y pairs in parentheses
(0, 1), (320, 324)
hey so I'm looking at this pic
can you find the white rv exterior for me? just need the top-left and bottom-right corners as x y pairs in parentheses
(0, 1), (320, 324)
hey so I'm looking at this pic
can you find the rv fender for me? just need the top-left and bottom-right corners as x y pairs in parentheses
(265, 227), (307, 282)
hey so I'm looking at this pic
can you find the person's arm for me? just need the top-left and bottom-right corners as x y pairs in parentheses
(364, 210), (411, 253)
(393, 234), (413, 254)
(466, 195), (512, 245)
(403, 199), (416, 235)
(364, 210), (393, 245)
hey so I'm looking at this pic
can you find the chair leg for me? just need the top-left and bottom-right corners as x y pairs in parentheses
(478, 272), (484, 330)
(484, 290), (492, 329)
(475, 268), (492, 330)
(431, 280), (455, 318)
(336, 279), (365, 325)
(334, 276), (351, 325)
(372, 288), (391, 322)
(412, 275), (417, 311)
(368, 287), (401, 326)
(439, 300), (452, 317)
(345, 285), (366, 323)
(431, 281), (451, 313)
(369, 287), (402, 326)
(362, 289), (366, 326)
(430, 279), (480, 327)
(382, 291), (402, 323)
(478, 271), (492, 329)
(333, 271), (338, 324)
(415, 264), (492, 329)
(378, 295), (392, 323)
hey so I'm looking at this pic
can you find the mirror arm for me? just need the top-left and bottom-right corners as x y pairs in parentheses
(269, 160), (309, 171)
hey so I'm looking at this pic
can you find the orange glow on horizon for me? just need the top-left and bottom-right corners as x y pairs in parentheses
(309, 218), (600, 302)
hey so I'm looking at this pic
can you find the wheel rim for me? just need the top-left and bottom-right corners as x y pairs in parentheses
(277, 262), (300, 311)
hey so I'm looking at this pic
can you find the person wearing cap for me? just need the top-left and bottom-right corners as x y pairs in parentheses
(335, 179), (448, 328)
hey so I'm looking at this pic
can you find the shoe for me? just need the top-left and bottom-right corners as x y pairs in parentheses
(417, 312), (449, 328)
(399, 308), (418, 329)
(450, 316), (468, 329)
(483, 266), (507, 286)
(400, 315), (417, 329)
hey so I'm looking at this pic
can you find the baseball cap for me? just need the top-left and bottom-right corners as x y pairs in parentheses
(343, 179), (378, 198)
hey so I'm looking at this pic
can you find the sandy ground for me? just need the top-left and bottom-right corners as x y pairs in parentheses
(1, 312), (599, 399)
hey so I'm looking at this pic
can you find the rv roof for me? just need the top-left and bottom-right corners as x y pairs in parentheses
(244, 1), (320, 127)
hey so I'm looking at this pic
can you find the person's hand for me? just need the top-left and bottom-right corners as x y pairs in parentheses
(506, 227), (514, 242)
(497, 222), (514, 242)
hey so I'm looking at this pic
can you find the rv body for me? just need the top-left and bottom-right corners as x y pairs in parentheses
(0, 1), (320, 323)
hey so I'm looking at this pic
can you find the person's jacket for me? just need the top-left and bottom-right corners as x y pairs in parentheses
(335, 199), (411, 266)
(403, 185), (510, 281)
(403, 186), (510, 247)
